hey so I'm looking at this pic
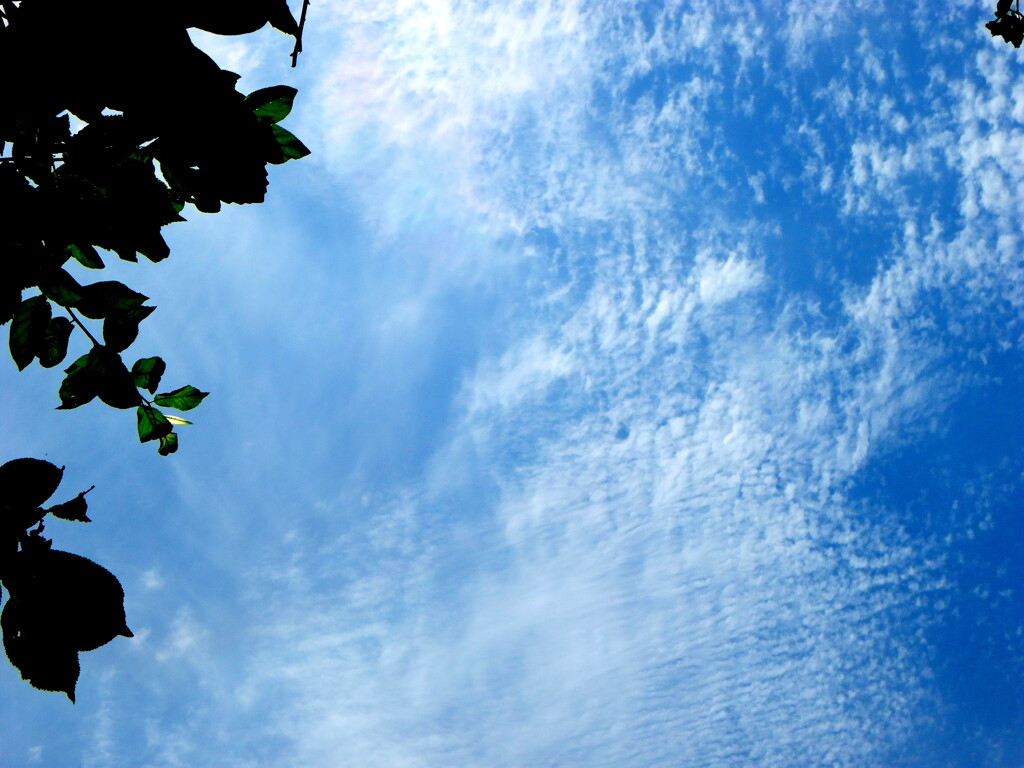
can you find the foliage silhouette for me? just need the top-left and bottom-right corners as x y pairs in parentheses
(987, 0), (1024, 47)
(0, 0), (309, 698)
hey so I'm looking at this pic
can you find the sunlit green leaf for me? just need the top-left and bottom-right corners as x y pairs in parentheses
(246, 85), (297, 124)
(164, 414), (192, 426)
(269, 125), (310, 163)
(136, 405), (172, 442)
(157, 432), (178, 456)
(130, 356), (165, 394)
(65, 243), (104, 270)
(153, 385), (208, 411)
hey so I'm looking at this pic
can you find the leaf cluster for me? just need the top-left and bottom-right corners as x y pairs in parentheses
(0, 458), (130, 701)
(987, 0), (1024, 47)
(0, 0), (307, 453)
(0, 0), (307, 699)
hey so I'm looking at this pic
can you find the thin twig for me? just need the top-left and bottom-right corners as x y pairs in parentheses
(65, 306), (101, 347)
(291, 0), (310, 67)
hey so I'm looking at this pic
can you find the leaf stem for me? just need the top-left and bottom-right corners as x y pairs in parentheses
(65, 306), (101, 347)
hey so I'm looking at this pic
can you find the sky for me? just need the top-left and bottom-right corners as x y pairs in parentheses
(2, 1), (1024, 766)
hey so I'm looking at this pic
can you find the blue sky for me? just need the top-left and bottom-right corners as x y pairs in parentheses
(2, 1), (1024, 766)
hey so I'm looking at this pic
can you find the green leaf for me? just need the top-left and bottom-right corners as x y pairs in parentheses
(153, 385), (208, 411)
(75, 281), (148, 320)
(246, 85), (297, 124)
(38, 270), (85, 308)
(57, 352), (99, 409)
(65, 243), (104, 270)
(270, 125), (310, 163)
(164, 414), (192, 426)
(56, 347), (138, 410)
(157, 432), (178, 456)
(39, 316), (73, 368)
(102, 305), (155, 353)
(130, 356), (165, 394)
(136, 405), (172, 442)
(9, 296), (51, 370)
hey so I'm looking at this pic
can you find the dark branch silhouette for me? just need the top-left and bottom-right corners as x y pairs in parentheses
(0, 0), (309, 699)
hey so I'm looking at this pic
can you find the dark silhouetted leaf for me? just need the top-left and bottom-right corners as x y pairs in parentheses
(57, 352), (100, 409)
(102, 305), (156, 353)
(45, 486), (94, 523)
(92, 348), (140, 409)
(131, 356), (166, 394)
(3, 549), (133, 654)
(154, 385), (208, 411)
(9, 295), (51, 371)
(0, 458), (65, 509)
(39, 317), (73, 368)
(136, 405), (172, 442)
(269, 125), (310, 163)
(75, 282), (148, 320)
(1, 599), (80, 702)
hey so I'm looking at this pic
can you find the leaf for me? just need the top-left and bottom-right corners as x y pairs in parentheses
(37, 270), (85, 308)
(3, 549), (133, 653)
(58, 347), (138, 409)
(65, 243), (104, 270)
(269, 125), (310, 163)
(57, 352), (99, 409)
(1, 599), (80, 702)
(0, 458), (65, 509)
(75, 281), (148, 320)
(45, 486), (94, 523)
(9, 295), (51, 370)
(157, 432), (179, 456)
(130, 356), (165, 394)
(246, 85), (297, 124)
(154, 385), (208, 411)
(164, 414), (192, 426)
(39, 317), (73, 368)
(102, 305), (156, 353)
(136, 405), (172, 442)
(92, 348), (141, 409)
(57, 347), (138, 409)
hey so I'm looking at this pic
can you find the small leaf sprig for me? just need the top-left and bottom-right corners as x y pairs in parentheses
(0, 458), (131, 702)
